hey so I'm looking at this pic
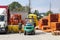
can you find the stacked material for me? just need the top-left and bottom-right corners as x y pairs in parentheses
(9, 14), (22, 25)
(42, 19), (48, 26)
(38, 16), (51, 32)
(56, 23), (60, 30)
(49, 14), (59, 22)
(49, 14), (59, 31)
(38, 14), (60, 32)
(52, 31), (60, 35)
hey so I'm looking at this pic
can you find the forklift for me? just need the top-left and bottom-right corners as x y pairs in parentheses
(24, 18), (35, 35)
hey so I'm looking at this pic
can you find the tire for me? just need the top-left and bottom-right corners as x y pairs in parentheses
(24, 31), (26, 35)
(32, 31), (35, 35)
(5, 26), (8, 34)
(4, 31), (7, 34)
(33, 32), (35, 35)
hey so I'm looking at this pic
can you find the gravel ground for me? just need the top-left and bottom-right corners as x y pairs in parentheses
(0, 30), (60, 40)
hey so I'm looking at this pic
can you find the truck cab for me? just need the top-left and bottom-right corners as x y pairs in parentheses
(0, 8), (8, 33)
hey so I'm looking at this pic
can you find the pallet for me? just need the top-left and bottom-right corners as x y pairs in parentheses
(52, 31), (60, 35)
(43, 29), (52, 32)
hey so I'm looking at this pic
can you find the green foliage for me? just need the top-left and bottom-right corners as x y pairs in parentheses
(24, 6), (29, 12)
(9, 2), (22, 11)
(38, 16), (43, 20)
(33, 10), (41, 20)
(9, 1), (29, 12)
(34, 10), (39, 16)
(45, 10), (53, 16)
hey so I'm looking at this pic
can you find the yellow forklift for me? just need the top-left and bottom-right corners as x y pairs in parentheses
(28, 14), (38, 29)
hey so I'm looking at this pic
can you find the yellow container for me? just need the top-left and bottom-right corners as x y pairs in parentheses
(8, 25), (19, 33)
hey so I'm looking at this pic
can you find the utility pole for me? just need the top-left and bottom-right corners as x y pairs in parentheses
(49, 0), (51, 11)
(28, 0), (31, 14)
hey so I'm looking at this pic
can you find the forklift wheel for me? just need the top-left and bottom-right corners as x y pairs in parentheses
(24, 31), (26, 35)
(32, 31), (35, 35)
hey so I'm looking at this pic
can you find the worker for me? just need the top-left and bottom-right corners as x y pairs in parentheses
(19, 21), (22, 33)
(32, 16), (36, 27)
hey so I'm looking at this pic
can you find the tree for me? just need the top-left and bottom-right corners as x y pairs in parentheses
(21, 6), (29, 12)
(24, 6), (30, 12)
(9, 2), (30, 12)
(34, 10), (39, 16)
(9, 1), (22, 11)
(45, 10), (53, 16)
(33, 10), (41, 20)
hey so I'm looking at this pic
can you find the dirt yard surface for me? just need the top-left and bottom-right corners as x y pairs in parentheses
(0, 30), (60, 40)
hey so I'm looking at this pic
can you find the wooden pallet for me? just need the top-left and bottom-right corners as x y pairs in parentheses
(52, 31), (60, 35)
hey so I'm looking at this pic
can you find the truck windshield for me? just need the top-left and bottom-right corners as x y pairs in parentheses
(0, 15), (4, 21)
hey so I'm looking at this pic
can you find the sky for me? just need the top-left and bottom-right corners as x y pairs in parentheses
(0, 0), (60, 13)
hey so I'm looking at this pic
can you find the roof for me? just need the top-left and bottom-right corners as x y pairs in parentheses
(0, 6), (8, 9)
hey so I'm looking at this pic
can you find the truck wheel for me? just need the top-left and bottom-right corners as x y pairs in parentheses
(24, 31), (26, 35)
(5, 26), (8, 34)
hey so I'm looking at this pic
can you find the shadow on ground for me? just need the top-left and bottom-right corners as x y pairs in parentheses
(35, 32), (46, 35)
(0, 32), (19, 35)
(24, 32), (46, 36)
